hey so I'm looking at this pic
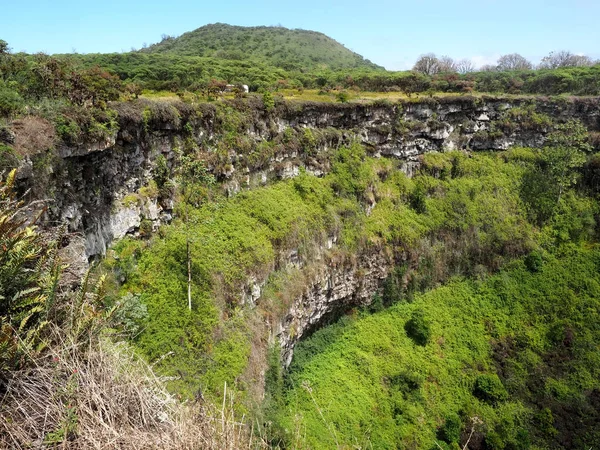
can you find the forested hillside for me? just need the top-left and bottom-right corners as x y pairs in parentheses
(141, 23), (383, 71)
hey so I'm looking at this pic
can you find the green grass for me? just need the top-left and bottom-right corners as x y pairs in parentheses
(272, 246), (600, 449)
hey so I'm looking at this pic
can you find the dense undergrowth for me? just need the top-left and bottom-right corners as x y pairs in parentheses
(102, 118), (597, 431)
(2, 85), (599, 446)
(105, 145), (526, 400)
(0, 172), (260, 448)
(260, 130), (600, 448)
(271, 245), (600, 449)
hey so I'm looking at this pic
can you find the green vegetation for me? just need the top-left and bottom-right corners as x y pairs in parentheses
(271, 245), (600, 449)
(0, 169), (59, 373)
(0, 170), (244, 448)
(143, 23), (382, 71)
(106, 120), (598, 415)
(2, 24), (600, 448)
(60, 50), (600, 95)
(105, 178), (342, 399)
(258, 124), (600, 448)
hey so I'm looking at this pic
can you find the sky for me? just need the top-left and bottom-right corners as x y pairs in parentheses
(2, 0), (599, 70)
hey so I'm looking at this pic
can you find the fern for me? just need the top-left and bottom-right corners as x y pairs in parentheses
(0, 169), (58, 371)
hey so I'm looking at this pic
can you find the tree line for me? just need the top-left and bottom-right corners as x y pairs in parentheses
(413, 50), (598, 75)
(2, 36), (600, 124)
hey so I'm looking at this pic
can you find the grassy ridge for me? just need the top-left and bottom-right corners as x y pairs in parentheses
(142, 23), (382, 71)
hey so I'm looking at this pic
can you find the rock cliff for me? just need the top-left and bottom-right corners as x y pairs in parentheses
(17, 96), (598, 259)
(14, 95), (599, 361)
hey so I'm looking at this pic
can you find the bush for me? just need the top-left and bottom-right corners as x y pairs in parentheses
(473, 374), (508, 404)
(262, 91), (275, 112)
(336, 91), (349, 103)
(111, 293), (148, 337)
(404, 309), (431, 346)
(437, 413), (462, 443)
(0, 84), (23, 117)
(524, 250), (544, 273)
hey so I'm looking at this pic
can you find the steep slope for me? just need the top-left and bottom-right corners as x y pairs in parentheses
(141, 23), (383, 71)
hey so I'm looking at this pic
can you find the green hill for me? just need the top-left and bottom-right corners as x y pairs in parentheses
(141, 23), (383, 71)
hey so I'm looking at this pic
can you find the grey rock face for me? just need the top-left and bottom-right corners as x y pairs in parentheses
(19, 97), (597, 260)
(13, 96), (599, 360)
(278, 247), (391, 366)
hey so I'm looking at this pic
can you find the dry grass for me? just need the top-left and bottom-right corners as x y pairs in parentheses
(0, 327), (264, 449)
(11, 116), (56, 157)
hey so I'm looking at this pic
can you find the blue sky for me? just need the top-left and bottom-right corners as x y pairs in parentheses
(3, 0), (599, 70)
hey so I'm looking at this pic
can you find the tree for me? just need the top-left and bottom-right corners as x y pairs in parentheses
(437, 55), (457, 73)
(473, 374), (508, 404)
(480, 64), (497, 72)
(539, 50), (593, 69)
(413, 53), (440, 76)
(496, 53), (532, 71)
(0, 40), (9, 56)
(204, 78), (227, 98)
(456, 58), (475, 74)
(67, 66), (122, 107)
(521, 120), (591, 223)
(404, 309), (431, 346)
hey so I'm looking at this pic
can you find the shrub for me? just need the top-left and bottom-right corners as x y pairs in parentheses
(152, 154), (169, 188)
(330, 143), (371, 198)
(139, 218), (153, 238)
(524, 250), (544, 272)
(473, 374), (508, 404)
(55, 114), (81, 145)
(409, 182), (427, 213)
(404, 309), (431, 346)
(262, 91), (275, 112)
(111, 293), (148, 337)
(336, 91), (349, 103)
(0, 84), (23, 117)
(381, 265), (407, 306)
(437, 413), (462, 443)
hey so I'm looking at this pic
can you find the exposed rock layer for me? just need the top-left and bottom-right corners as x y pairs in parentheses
(15, 96), (600, 360)
(18, 96), (598, 258)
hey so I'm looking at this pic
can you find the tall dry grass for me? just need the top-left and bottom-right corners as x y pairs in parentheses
(0, 326), (264, 449)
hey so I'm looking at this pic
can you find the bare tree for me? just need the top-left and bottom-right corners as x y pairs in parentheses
(539, 50), (594, 69)
(438, 55), (457, 73)
(496, 53), (533, 71)
(456, 59), (475, 74)
(571, 55), (594, 67)
(413, 53), (440, 76)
